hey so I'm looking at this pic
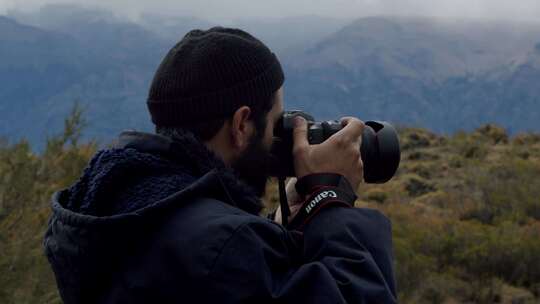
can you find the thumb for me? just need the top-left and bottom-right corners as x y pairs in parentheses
(292, 116), (309, 152)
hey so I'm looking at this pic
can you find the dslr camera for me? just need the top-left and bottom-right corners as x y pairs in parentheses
(269, 110), (400, 183)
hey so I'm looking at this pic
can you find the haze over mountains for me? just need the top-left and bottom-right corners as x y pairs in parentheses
(2, 4), (540, 150)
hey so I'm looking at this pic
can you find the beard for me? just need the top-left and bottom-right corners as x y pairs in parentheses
(231, 134), (273, 197)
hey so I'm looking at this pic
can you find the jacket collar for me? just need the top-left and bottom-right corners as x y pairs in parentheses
(113, 129), (263, 215)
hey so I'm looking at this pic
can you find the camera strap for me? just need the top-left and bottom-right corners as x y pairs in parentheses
(295, 173), (356, 197)
(278, 173), (357, 231)
(288, 184), (356, 230)
(278, 176), (291, 227)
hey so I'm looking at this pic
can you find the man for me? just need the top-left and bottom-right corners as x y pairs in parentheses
(44, 27), (397, 303)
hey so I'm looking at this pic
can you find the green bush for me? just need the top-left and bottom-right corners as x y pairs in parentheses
(365, 189), (389, 203)
(474, 124), (509, 145)
(0, 103), (97, 304)
(405, 176), (437, 197)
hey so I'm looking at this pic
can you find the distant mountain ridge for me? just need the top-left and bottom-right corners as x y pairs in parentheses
(284, 16), (540, 132)
(1, 6), (540, 151)
(0, 12), (165, 149)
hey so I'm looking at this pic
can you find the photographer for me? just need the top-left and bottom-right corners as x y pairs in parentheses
(44, 27), (397, 303)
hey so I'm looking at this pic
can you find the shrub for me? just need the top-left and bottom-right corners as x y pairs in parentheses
(0, 103), (97, 304)
(405, 176), (437, 197)
(400, 128), (440, 150)
(407, 151), (440, 161)
(364, 189), (388, 203)
(450, 131), (489, 159)
(409, 164), (432, 179)
(512, 133), (540, 146)
(474, 124), (509, 144)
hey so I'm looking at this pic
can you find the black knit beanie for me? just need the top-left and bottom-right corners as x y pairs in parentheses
(147, 27), (284, 126)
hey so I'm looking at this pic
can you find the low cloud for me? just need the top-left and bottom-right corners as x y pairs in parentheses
(2, 0), (540, 23)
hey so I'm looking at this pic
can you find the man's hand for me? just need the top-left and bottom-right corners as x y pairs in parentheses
(292, 116), (364, 191)
(273, 117), (364, 225)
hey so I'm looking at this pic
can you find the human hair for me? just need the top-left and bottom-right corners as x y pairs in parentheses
(155, 92), (276, 142)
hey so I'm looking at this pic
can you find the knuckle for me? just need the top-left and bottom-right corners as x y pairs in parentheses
(292, 145), (307, 157)
(344, 116), (359, 123)
(351, 147), (361, 159)
(293, 128), (307, 137)
(335, 137), (348, 148)
(351, 119), (364, 130)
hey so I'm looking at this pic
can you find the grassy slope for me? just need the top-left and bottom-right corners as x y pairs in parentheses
(264, 125), (540, 303)
(1, 120), (539, 303)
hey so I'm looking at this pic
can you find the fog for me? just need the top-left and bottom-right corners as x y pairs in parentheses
(1, 0), (540, 23)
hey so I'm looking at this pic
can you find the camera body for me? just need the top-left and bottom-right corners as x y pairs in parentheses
(269, 111), (401, 183)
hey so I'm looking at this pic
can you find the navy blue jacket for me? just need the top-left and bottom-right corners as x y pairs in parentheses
(44, 129), (397, 303)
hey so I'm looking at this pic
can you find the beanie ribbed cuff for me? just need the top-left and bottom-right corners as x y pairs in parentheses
(147, 54), (284, 126)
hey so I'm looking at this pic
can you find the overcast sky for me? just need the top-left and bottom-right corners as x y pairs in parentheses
(1, 0), (540, 23)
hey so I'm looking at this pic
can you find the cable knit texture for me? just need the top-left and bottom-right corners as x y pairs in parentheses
(64, 129), (262, 216)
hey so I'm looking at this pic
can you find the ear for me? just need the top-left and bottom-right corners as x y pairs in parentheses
(230, 106), (254, 151)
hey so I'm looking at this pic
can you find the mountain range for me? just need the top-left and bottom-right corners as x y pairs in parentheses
(283, 17), (540, 132)
(1, 4), (540, 151)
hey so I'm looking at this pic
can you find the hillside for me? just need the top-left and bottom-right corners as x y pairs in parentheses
(1, 108), (539, 303)
(264, 124), (540, 303)
(0, 16), (88, 142)
(0, 12), (163, 149)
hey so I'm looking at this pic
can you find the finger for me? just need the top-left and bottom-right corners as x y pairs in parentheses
(292, 116), (309, 153)
(339, 117), (365, 140)
(328, 117), (364, 144)
(340, 116), (356, 126)
(274, 206), (281, 224)
(285, 177), (297, 188)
